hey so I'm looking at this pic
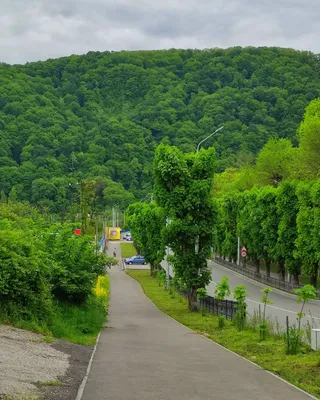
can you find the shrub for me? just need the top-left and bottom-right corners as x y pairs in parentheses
(43, 225), (111, 304)
(0, 229), (53, 321)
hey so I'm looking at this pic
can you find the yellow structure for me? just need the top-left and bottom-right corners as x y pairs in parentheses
(106, 227), (121, 240)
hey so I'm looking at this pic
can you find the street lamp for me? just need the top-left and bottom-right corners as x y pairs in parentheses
(196, 126), (224, 153)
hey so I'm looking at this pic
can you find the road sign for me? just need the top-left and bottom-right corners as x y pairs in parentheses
(241, 246), (247, 257)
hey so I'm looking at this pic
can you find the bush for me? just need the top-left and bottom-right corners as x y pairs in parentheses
(0, 229), (53, 321)
(0, 204), (112, 342)
(43, 225), (111, 304)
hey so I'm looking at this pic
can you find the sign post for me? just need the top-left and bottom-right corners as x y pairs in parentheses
(240, 246), (247, 266)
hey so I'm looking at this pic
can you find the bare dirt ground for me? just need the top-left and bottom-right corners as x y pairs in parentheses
(0, 325), (93, 400)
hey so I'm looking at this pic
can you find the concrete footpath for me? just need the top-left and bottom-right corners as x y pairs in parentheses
(81, 265), (313, 400)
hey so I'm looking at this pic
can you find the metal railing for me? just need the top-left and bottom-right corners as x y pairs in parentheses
(214, 257), (320, 298)
(200, 296), (238, 320)
(161, 266), (238, 319)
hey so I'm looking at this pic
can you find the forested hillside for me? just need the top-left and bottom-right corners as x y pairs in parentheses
(1, 47), (320, 215)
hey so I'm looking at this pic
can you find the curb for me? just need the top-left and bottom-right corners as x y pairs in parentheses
(74, 332), (101, 400)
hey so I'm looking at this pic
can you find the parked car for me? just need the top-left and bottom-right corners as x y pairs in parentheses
(125, 236), (132, 241)
(124, 255), (146, 265)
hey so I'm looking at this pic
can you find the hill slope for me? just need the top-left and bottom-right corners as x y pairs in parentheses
(0, 47), (319, 213)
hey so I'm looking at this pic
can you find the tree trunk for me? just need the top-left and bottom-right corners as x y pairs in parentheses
(188, 287), (199, 312)
(310, 264), (318, 288)
(310, 274), (317, 288)
(150, 265), (156, 277)
(277, 260), (285, 281)
(254, 258), (260, 274)
(265, 260), (271, 278)
(293, 274), (300, 285)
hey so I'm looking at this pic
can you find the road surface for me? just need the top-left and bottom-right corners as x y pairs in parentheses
(161, 258), (320, 329)
(80, 263), (313, 400)
(108, 240), (150, 271)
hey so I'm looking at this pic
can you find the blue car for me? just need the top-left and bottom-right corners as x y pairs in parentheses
(124, 255), (146, 265)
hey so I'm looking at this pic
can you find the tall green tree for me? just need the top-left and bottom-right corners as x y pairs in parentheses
(258, 187), (279, 277)
(297, 98), (320, 179)
(295, 182), (319, 287)
(238, 189), (264, 273)
(153, 145), (217, 311)
(276, 181), (301, 283)
(127, 202), (166, 275)
(220, 193), (239, 263)
(254, 139), (296, 187)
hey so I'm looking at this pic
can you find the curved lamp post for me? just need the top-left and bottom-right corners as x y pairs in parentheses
(196, 126), (224, 153)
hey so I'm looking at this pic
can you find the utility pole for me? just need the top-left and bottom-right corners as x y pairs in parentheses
(112, 207), (115, 227)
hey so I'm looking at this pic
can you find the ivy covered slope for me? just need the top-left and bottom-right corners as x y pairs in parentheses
(1, 47), (320, 211)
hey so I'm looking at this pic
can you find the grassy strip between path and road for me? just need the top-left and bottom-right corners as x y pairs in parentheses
(127, 270), (320, 399)
(120, 242), (137, 258)
(0, 275), (110, 346)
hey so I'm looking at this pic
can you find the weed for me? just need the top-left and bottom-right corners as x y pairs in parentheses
(285, 326), (301, 355)
(218, 315), (226, 329)
(259, 288), (273, 341)
(36, 380), (61, 387)
(42, 336), (54, 343)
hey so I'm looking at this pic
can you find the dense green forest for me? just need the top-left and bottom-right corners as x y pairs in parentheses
(1, 47), (320, 217)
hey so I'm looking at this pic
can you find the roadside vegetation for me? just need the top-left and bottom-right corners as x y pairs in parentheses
(127, 270), (320, 399)
(0, 202), (113, 345)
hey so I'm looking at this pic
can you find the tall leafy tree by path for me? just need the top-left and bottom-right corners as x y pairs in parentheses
(153, 144), (217, 311)
(126, 202), (166, 275)
(276, 181), (301, 283)
(220, 193), (239, 263)
(238, 189), (264, 273)
(295, 182), (318, 287)
(258, 187), (279, 277)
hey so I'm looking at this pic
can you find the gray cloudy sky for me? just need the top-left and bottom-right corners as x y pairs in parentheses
(1, 0), (319, 64)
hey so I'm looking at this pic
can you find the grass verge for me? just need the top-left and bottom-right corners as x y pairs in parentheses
(127, 270), (320, 399)
(120, 242), (137, 258)
(0, 275), (110, 346)
(49, 275), (110, 345)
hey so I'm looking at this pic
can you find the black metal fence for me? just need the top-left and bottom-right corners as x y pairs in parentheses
(200, 296), (238, 320)
(161, 267), (238, 319)
(214, 257), (320, 299)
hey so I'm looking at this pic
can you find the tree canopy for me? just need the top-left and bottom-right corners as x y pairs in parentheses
(1, 47), (320, 216)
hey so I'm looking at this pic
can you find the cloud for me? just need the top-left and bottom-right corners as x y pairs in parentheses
(1, 0), (319, 64)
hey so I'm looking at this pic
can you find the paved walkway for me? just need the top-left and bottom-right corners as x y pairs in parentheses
(81, 266), (313, 399)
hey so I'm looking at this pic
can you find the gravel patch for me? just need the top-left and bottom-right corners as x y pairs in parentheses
(0, 325), (93, 400)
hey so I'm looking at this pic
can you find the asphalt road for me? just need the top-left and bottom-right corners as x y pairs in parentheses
(109, 240), (150, 271)
(80, 264), (313, 400)
(161, 258), (320, 329)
